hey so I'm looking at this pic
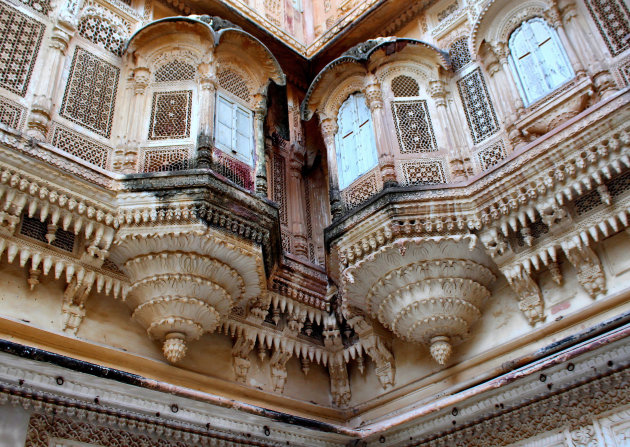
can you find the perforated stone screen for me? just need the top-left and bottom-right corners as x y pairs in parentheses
(78, 16), (125, 56)
(450, 37), (472, 72)
(585, 0), (630, 56)
(60, 47), (119, 138)
(154, 61), (195, 82)
(399, 159), (446, 186)
(273, 153), (288, 224)
(213, 148), (254, 190)
(391, 75), (419, 97)
(457, 68), (499, 144)
(218, 68), (250, 103)
(477, 140), (507, 171)
(142, 146), (192, 172)
(391, 100), (438, 153)
(148, 90), (193, 140)
(50, 123), (111, 169)
(342, 169), (381, 209)
(0, 97), (25, 130)
(0, 3), (44, 96)
(18, 0), (52, 15)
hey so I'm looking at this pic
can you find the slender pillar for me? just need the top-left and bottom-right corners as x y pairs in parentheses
(318, 113), (343, 219)
(490, 42), (525, 115)
(364, 74), (397, 186)
(545, 6), (586, 76)
(254, 93), (268, 196)
(26, 22), (74, 140)
(196, 60), (217, 169)
(288, 143), (308, 258)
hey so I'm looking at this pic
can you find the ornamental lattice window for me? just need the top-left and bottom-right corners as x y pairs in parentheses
(273, 153), (288, 224)
(457, 68), (499, 144)
(50, 123), (111, 169)
(0, 97), (25, 130)
(18, 0), (52, 15)
(142, 146), (192, 172)
(391, 75), (419, 97)
(476, 140), (507, 170)
(60, 47), (119, 138)
(390, 75), (437, 153)
(78, 15), (125, 56)
(585, 0), (630, 56)
(148, 90), (193, 140)
(218, 68), (251, 103)
(0, 3), (44, 96)
(399, 159), (447, 186)
(450, 36), (471, 72)
(154, 61), (195, 82)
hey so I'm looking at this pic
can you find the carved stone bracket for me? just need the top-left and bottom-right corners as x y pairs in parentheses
(270, 348), (292, 393)
(232, 333), (256, 383)
(562, 243), (606, 298)
(505, 268), (545, 325)
(328, 357), (351, 407)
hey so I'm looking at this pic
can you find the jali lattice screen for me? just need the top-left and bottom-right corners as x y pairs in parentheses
(457, 68), (499, 144)
(60, 47), (119, 138)
(0, 3), (44, 96)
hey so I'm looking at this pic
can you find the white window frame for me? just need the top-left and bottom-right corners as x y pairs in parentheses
(508, 18), (575, 106)
(214, 92), (254, 166)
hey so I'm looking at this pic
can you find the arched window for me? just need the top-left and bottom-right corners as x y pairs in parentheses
(335, 93), (378, 190)
(508, 18), (574, 105)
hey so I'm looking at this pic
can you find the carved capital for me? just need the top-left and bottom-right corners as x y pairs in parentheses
(133, 67), (151, 95)
(364, 74), (383, 111)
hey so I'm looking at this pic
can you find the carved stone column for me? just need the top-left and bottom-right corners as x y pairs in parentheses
(197, 60), (217, 169)
(430, 80), (466, 182)
(254, 94), (268, 196)
(364, 74), (397, 186)
(479, 43), (511, 122)
(558, 0), (598, 72)
(545, 6), (586, 77)
(318, 114), (343, 219)
(490, 42), (525, 115)
(288, 143), (308, 258)
(27, 21), (74, 140)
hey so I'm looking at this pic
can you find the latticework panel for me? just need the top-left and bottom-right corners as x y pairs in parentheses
(574, 189), (603, 215)
(391, 100), (438, 153)
(398, 159), (447, 186)
(391, 75), (420, 97)
(0, 3), (44, 96)
(60, 47), (119, 138)
(437, 2), (458, 21)
(281, 227), (291, 253)
(50, 123), (111, 169)
(20, 215), (47, 242)
(78, 16), (125, 56)
(141, 146), (193, 172)
(618, 57), (630, 86)
(212, 148), (254, 190)
(608, 170), (630, 198)
(342, 169), (382, 209)
(272, 153), (288, 224)
(218, 68), (250, 103)
(18, 0), (52, 15)
(0, 97), (25, 130)
(19, 215), (75, 252)
(450, 36), (472, 72)
(457, 68), (499, 144)
(148, 90), (193, 140)
(585, 0), (630, 56)
(477, 140), (507, 171)
(154, 61), (195, 82)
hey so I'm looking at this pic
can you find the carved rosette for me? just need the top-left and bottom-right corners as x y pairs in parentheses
(342, 236), (495, 365)
(111, 227), (264, 363)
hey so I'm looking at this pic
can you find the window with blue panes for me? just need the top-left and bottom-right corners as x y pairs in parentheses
(508, 18), (574, 106)
(335, 93), (379, 190)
